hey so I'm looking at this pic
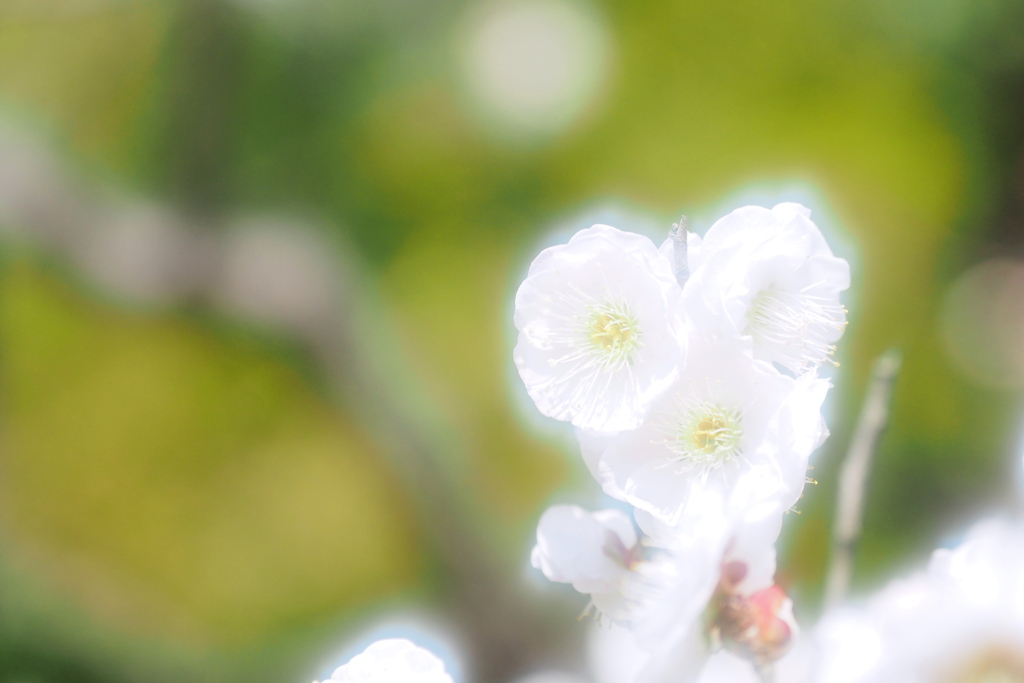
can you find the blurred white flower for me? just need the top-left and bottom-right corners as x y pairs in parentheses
(581, 493), (796, 683)
(629, 489), (793, 676)
(815, 615), (884, 683)
(624, 518), (729, 679)
(514, 225), (685, 432)
(815, 519), (1024, 683)
(318, 639), (453, 683)
(591, 626), (809, 683)
(537, 460), (800, 683)
(532, 505), (639, 618)
(694, 641), (811, 683)
(681, 203), (849, 374)
(580, 335), (828, 524)
(693, 650), (761, 683)
(511, 671), (591, 683)
(588, 623), (649, 683)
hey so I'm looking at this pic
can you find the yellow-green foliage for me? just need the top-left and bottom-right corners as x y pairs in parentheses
(0, 261), (421, 644)
(0, 0), (1015, 679)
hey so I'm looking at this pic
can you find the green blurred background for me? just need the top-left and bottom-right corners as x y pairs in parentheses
(0, 0), (1023, 681)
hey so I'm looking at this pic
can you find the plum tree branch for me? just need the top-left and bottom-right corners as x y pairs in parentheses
(823, 349), (901, 609)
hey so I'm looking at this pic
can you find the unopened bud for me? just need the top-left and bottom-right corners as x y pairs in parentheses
(712, 584), (797, 665)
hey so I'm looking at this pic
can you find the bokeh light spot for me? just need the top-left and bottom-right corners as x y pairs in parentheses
(941, 259), (1024, 389)
(459, 0), (611, 138)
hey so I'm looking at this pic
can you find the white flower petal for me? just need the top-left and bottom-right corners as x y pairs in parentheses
(683, 203), (849, 374)
(588, 623), (650, 683)
(587, 335), (813, 525)
(328, 639), (453, 683)
(532, 505), (638, 599)
(694, 650), (761, 683)
(514, 224), (686, 432)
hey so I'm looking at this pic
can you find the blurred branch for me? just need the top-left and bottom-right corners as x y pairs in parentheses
(0, 120), (559, 681)
(823, 349), (901, 610)
(319, 305), (558, 681)
(164, 0), (241, 216)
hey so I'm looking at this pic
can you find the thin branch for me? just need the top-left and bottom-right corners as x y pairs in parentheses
(667, 215), (690, 286)
(823, 349), (901, 610)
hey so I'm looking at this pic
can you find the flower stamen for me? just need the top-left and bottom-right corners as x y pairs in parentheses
(585, 301), (641, 369)
(660, 399), (743, 477)
(747, 283), (847, 372)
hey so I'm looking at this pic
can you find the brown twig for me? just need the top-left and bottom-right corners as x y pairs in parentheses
(823, 349), (901, 610)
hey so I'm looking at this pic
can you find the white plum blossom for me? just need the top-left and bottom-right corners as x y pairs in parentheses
(625, 485), (796, 683)
(679, 203), (849, 374)
(515, 225), (686, 432)
(532, 505), (640, 619)
(579, 334), (829, 525)
(318, 639), (453, 683)
(575, 486), (798, 683)
(815, 519), (1024, 683)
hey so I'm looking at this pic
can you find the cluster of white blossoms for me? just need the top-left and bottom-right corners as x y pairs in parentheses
(308, 204), (1024, 683)
(302, 204), (1024, 683)
(516, 203), (849, 682)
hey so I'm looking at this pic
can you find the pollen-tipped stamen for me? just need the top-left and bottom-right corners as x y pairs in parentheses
(747, 283), (847, 372)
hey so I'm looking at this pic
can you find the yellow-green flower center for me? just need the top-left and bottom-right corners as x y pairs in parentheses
(665, 401), (743, 472)
(586, 302), (640, 367)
